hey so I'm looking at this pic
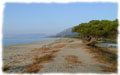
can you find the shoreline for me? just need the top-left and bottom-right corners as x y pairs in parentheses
(3, 37), (76, 47)
(3, 40), (55, 47)
(3, 37), (61, 47)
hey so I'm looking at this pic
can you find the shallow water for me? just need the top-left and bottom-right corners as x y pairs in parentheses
(100, 43), (117, 47)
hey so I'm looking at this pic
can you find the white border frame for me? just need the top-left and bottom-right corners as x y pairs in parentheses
(0, 0), (119, 75)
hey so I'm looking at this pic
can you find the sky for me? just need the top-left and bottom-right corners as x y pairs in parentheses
(3, 2), (118, 35)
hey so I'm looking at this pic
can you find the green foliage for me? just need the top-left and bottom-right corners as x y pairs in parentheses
(72, 19), (118, 40)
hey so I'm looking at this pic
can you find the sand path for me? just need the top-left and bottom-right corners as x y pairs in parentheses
(39, 40), (109, 73)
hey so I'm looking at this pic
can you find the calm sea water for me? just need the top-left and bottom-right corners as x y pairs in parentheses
(3, 37), (58, 46)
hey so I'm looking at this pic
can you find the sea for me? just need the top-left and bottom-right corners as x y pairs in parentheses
(3, 35), (58, 46)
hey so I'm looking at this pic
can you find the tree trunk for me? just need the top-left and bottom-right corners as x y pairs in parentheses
(86, 36), (97, 46)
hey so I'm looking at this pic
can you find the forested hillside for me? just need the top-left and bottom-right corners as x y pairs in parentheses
(55, 28), (78, 37)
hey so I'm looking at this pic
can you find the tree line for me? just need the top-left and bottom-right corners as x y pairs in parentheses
(72, 19), (118, 45)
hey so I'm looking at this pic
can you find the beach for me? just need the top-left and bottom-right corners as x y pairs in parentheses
(3, 38), (117, 73)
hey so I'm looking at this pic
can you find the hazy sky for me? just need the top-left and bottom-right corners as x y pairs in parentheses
(3, 2), (118, 35)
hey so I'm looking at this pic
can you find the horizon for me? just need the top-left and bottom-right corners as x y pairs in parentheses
(3, 2), (118, 36)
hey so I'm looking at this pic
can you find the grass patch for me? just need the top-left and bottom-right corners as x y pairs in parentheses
(34, 47), (52, 53)
(24, 53), (55, 73)
(3, 65), (11, 71)
(91, 47), (117, 65)
(25, 64), (43, 73)
(68, 40), (74, 43)
(65, 55), (82, 64)
(24, 52), (55, 73)
(24, 49), (60, 73)
(34, 54), (54, 64)
(34, 50), (60, 64)
(102, 67), (117, 72)
(96, 40), (117, 44)
(53, 43), (67, 48)
(50, 50), (60, 54)
(87, 46), (117, 72)
(35, 47), (51, 51)
(96, 40), (105, 43)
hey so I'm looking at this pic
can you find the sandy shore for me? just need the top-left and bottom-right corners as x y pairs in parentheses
(3, 38), (115, 73)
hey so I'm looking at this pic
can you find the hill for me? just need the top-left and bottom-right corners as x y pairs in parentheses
(54, 28), (79, 37)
